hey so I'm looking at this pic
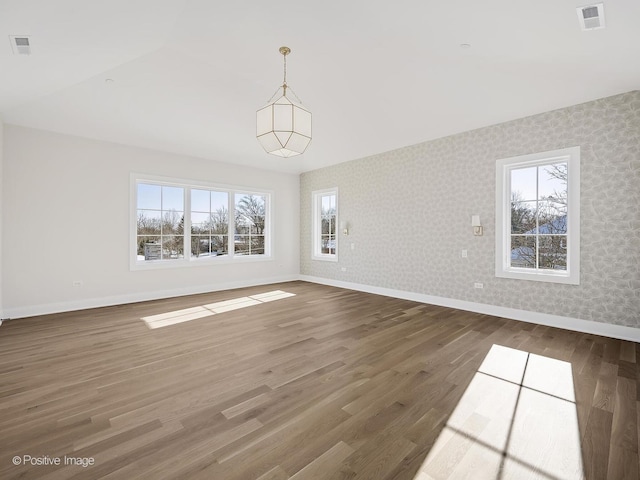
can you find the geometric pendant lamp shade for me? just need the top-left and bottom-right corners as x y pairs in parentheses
(257, 46), (312, 157)
(256, 94), (312, 157)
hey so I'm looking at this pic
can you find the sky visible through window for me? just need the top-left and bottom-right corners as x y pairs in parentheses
(136, 182), (268, 262)
(137, 183), (183, 210)
(510, 162), (568, 271)
(510, 163), (567, 202)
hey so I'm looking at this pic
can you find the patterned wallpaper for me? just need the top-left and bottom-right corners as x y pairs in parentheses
(300, 91), (640, 328)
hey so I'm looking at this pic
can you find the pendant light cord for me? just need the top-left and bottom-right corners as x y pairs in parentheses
(264, 47), (304, 104)
(283, 52), (287, 86)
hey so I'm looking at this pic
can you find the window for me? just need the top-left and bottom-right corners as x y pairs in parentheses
(191, 189), (228, 258)
(495, 147), (580, 284)
(136, 184), (185, 261)
(132, 174), (271, 269)
(235, 193), (266, 256)
(312, 188), (338, 261)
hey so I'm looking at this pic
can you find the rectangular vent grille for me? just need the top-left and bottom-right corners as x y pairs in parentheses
(9, 35), (32, 55)
(577, 4), (605, 30)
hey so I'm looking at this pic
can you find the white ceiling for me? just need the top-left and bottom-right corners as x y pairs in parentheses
(1, 0), (639, 174)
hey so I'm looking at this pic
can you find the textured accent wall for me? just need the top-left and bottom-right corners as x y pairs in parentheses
(300, 91), (640, 328)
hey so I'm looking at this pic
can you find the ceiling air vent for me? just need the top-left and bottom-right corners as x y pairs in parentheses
(9, 35), (32, 55)
(577, 3), (605, 30)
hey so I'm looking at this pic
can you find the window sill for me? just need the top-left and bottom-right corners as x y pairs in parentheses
(131, 255), (273, 271)
(312, 254), (338, 263)
(496, 268), (579, 285)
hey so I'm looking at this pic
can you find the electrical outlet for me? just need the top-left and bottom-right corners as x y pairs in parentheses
(474, 282), (483, 289)
(461, 249), (467, 258)
(72, 280), (83, 287)
(341, 267), (347, 272)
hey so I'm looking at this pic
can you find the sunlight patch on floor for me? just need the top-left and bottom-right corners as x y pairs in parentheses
(141, 290), (296, 329)
(414, 344), (584, 480)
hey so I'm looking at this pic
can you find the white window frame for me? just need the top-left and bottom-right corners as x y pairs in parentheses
(495, 147), (580, 285)
(131, 173), (272, 270)
(312, 188), (339, 262)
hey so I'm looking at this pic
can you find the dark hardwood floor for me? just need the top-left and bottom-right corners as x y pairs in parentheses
(0, 281), (637, 479)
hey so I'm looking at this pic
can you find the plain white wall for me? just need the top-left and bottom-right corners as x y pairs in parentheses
(0, 118), (3, 318)
(2, 125), (300, 318)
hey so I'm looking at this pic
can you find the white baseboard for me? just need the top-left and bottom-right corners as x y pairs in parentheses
(299, 275), (640, 343)
(5, 274), (639, 343)
(2, 275), (299, 320)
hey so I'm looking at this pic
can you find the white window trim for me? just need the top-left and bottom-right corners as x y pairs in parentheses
(312, 187), (339, 262)
(130, 173), (273, 271)
(495, 147), (580, 285)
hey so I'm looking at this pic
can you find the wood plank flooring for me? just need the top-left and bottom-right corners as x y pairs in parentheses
(0, 281), (638, 479)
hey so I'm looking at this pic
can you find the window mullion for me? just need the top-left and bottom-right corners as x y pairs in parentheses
(312, 189), (337, 260)
(314, 195), (319, 255)
(535, 166), (540, 271)
(506, 168), (513, 270)
(158, 187), (163, 240)
(134, 178), (270, 267)
(317, 196), (321, 254)
(184, 187), (192, 259)
(496, 147), (579, 284)
(318, 196), (322, 255)
(229, 191), (236, 259)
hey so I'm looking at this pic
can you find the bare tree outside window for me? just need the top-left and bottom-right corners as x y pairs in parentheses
(320, 194), (337, 254)
(510, 163), (568, 270)
(134, 180), (270, 265)
(312, 189), (338, 260)
(235, 194), (266, 255)
(136, 184), (184, 260)
(191, 189), (229, 258)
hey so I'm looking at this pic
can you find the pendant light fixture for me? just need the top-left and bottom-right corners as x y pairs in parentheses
(257, 46), (311, 157)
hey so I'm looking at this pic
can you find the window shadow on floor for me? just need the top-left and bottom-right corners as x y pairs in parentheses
(414, 344), (584, 480)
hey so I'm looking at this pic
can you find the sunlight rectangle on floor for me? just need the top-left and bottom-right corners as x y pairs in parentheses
(415, 344), (584, 480)
(142, 290), (296, 329)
